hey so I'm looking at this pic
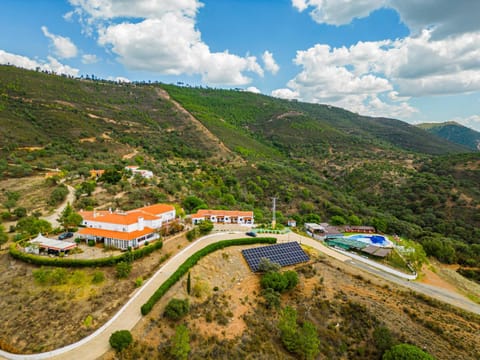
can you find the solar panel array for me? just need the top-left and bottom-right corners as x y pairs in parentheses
(242, 242), (310, 272)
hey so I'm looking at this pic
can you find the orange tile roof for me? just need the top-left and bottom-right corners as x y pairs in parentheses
(192, 209), (253, 218)
(139, 203), (175, 216)
(79, 203), (175, 225)
(78, 227), (155, 241)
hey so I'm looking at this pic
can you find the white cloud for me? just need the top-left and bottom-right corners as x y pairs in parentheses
(81, 54), (98, 64)
(41, 26), (78, 59)
(262, 51), (279, 75)
(292, 0), (384, 26)
(271, 88), (299, 100)
(451, 115), (480, 132)
(69, 0), (264, 86)
(245, 86), (261, 94)
(0, 50), (79, 76)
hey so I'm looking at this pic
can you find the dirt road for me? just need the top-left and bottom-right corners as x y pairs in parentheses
(42, 184), (75, 228)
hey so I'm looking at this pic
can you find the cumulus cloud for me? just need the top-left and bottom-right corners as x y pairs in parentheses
(451, 115), (480, 132)
(292, 0), (480, 40)
(277, 20), (480, 118)
(271, 88), (299, 100)
(81, 54), (98, 64)
(69, 0), (264, 86)
(245, 86), (261, 94)
(262, 51), (279, 75)
(0, 50), (79, 76)
(41, 26), (78, 59)
(292, 0), (384, 26)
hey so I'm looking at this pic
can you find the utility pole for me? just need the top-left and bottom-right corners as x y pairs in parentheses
(272, 197), (277, 229)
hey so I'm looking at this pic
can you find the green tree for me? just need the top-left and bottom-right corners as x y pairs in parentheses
(383, 344), (435, 360)
(182, 195), (206, 213)
(261, 287), (281, 309)
(58, 202), (82, 231)
(278, 306), (299, 353)
(330, 215), (347, 225)
(187, 272), (191, 295)
(170, 324), (190, 360)
(100, 168), (122, 184)
(257, 257), (281, 273)
(164, 298), (190, 320)
(298, 321), (320, 360)
(3, 191), (20, 213)
(48, 184), (69, 206)
(0, 224), (8, 249)
(16, 216), (52, 236)
(109, 330), (133, 352)
(198, 220), (214, 235)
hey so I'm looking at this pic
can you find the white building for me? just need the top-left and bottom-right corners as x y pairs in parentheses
(191, 209), (254, 225)
(78, 204), (175, 249)
(125, 165), (154, 179)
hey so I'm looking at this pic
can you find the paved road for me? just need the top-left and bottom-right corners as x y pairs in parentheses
(1, 231), (479, 360)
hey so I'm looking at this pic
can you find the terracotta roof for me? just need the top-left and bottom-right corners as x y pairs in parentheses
(79, 210), (110, 221)
(138, 204), (175, 216)
(78, 227), (155, 241)
(192, 209), (253, 218)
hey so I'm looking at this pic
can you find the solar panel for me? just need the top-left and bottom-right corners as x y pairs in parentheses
(241, 242), (310, 272)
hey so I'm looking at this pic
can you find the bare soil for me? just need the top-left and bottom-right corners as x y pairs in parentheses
(100, 246), (480, 360)
(0, 233), (190, 354)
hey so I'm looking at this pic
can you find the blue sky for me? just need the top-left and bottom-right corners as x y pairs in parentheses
(1, 0), (480, 131)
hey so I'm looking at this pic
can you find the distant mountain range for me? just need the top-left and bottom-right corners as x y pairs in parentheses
(417, 122), (480, 151)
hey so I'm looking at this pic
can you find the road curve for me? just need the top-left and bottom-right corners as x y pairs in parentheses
(1, 232), (479, 360)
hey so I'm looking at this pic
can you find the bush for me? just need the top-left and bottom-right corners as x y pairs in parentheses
(9, 240), (163, 268)
(261, 270), (298, 293)
(116, 261), (132, 278)
(141, 237), (276, 315)
(383, 344), (435, 360)
(164, 298), (189, 320)
(87, 239), (95, 247)
(257, 257), (281, 273)
(109, 330), (133, 352)
(91, 270), (105, 284)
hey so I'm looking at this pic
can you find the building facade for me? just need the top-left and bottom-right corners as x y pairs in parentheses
(78, 204), (175, 250)
(191, 209), (254, 225)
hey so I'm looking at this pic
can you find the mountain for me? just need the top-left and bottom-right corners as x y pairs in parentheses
(417, 122), (480, 151)
(1, 65), (479, 268)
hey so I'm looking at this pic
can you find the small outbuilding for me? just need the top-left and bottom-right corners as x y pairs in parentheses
(28, 233), (77, 255)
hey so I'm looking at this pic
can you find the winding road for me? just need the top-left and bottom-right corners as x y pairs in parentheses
(1, 231), (479, 360)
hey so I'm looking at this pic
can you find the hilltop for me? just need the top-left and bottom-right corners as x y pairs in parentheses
(0, 64), (480, 269)
(417, 121), (480, 151)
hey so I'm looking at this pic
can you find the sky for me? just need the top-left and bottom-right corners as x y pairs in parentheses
(1, 0), (480, 131)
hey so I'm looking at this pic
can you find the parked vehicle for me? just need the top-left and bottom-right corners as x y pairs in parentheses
(58, 232), (74, 240)
(245, 231), (257, 237)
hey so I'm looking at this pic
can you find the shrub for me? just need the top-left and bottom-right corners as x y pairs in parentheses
(164, 298), (190, 320)
(109, 330), (133, 352)
(383, 344), (435, 360)
(135, 277), (143, 287)
(91, 270), (105, 284)
(261, 270), (298, 293)
(116, 261), (132, 278)
(141, 237), (276, 315)
(87, 239), (95, 247)
(257, 257), (281, 273)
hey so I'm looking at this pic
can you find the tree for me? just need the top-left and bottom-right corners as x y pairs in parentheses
(16, 216), (52, 236)
(261, 270), (299, 293)
(182, 195), (206, 213)
(109, 330), (133, 352)
(3, 191), (20, 213)
(374, 326), (396, 355)
(383, 344), (435, 360)
(261, 287), (281, 309)
(164, 298), (190, 320)
(48, 184), (68, 206)
(298, 321), (320, 360)
(0, 225), (8, 250)
(187, 272), (191, 295)
(100, 168), (122, 184)
(257, 257), (281, 273)
(58, 202), (82, 231)
(278, 306), (299, 353)
(170, 324), (190, 360)
(198, 220), (214, 235)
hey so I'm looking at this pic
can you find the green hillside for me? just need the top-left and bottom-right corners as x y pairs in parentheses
(1, 65), (480, 267)
(418, 122), (480, 151)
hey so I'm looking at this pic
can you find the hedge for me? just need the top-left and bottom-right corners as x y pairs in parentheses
(140, 237), (276, 315)
(8, 240), (163, 268)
